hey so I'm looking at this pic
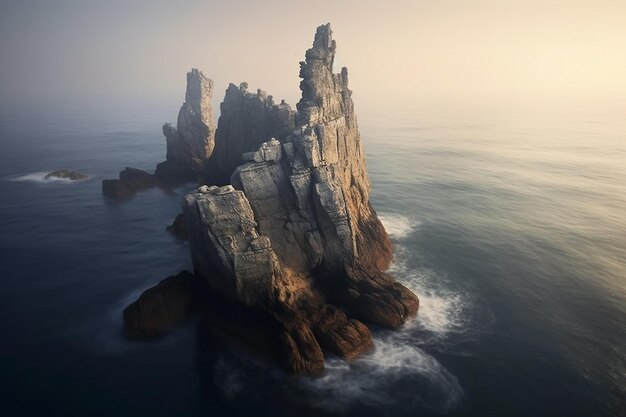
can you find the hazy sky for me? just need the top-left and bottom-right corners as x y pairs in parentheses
(1, 0), (625, 109)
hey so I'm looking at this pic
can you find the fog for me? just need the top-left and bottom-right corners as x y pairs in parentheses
(1, 0), (625, 111)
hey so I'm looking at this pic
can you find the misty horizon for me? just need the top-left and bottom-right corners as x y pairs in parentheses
(2, 0), (626, 113)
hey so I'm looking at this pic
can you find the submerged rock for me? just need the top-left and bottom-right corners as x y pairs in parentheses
(45, 169), (88, 180)
(102, 167), (159, 200)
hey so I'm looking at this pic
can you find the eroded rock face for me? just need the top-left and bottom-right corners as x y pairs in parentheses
(155, 69), (215, 183)
(203, 83), (295, 185)
(122, 23), (417, 373)
(181, 23), (418, 372)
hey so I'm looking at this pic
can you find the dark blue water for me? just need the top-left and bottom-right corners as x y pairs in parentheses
(1, 99), (625, 417)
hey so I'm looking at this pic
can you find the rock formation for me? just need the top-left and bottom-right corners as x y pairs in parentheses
(45, 169), (88, 180)
(102, 70), (214, 198)
(102, 167), (159, 199)
(178, 23), (418, 372)
(124, 23), (418, 373)
(123, 271), (197, 339)
(203, 83), (295, 185)
(155, 69), (216, 184)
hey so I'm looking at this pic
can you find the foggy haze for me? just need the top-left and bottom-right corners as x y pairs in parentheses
(1, 0), (625, 111)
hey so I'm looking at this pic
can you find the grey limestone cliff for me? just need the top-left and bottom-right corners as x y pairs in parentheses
(203, 83), (296, 185)
(181, 24), (418, 373)
(156, 69), (216, 183)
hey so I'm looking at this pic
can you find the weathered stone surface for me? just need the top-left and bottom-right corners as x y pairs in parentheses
(102, 167), (158, 199)
(123, 271), (196, 339)
(335, 267), (420, 328)
(155, 69), (215, 183)
(241, 137), (282, 163)
(45, 169), (88, 180)
(181, 24), (417, 372)
(124, 23), (417, 374)
(279, 324), (324, 374)
(203, 83), (295, 185)
(313, 305), (372, 359)
(183, 187), (278, 309)
(290, 24), (418, 326)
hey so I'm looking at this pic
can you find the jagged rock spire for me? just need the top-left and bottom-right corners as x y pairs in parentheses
(182, 23), (418, 373)
(156, 69), (215, 183)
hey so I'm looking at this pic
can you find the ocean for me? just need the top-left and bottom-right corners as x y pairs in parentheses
(0, 96), (624, 417)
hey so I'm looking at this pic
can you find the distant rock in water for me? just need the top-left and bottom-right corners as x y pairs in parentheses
(123, 23), (419, 373)
(102, 167), (158, 199)
(155, 69), (216, 184)
(45, 169), (88, 181)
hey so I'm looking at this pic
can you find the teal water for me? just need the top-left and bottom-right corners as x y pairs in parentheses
(0, 97), (625, 416)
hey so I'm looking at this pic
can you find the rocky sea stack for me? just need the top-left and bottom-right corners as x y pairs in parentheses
(124, 23), (418, 373)
(45, 169), (88, 181)
(155, 68), (216, 184)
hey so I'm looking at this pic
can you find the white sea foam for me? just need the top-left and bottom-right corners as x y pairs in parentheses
(293, 225), (488, 412)
(388, 246), (468, 337)
(8, 172), (85, 183)
(379, 213), (420, 238)
(299, 337), (465, 413)
(381, 213), (472, 338)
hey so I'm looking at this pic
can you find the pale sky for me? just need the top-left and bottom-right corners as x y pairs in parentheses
(1, 0), (625, 109)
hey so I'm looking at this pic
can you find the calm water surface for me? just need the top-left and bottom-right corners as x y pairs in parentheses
(0, 98), (625, 416)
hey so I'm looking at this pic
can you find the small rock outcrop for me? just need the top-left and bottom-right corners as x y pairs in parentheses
(123, 271), (196, 339)
(155, 69), (216, 184)
(45, 169), (88, 180)
(102, 167), (158, 199)
(203, 83), (295, 185)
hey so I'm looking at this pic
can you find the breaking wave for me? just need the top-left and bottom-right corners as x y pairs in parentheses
(379, 213), (421, 238)
(389, 246), (470, 341)
(299, 339), (464, 413)
(296, 216), (475, 412)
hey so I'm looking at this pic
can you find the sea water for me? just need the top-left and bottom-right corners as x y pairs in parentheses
(0, 97), (624, 417)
